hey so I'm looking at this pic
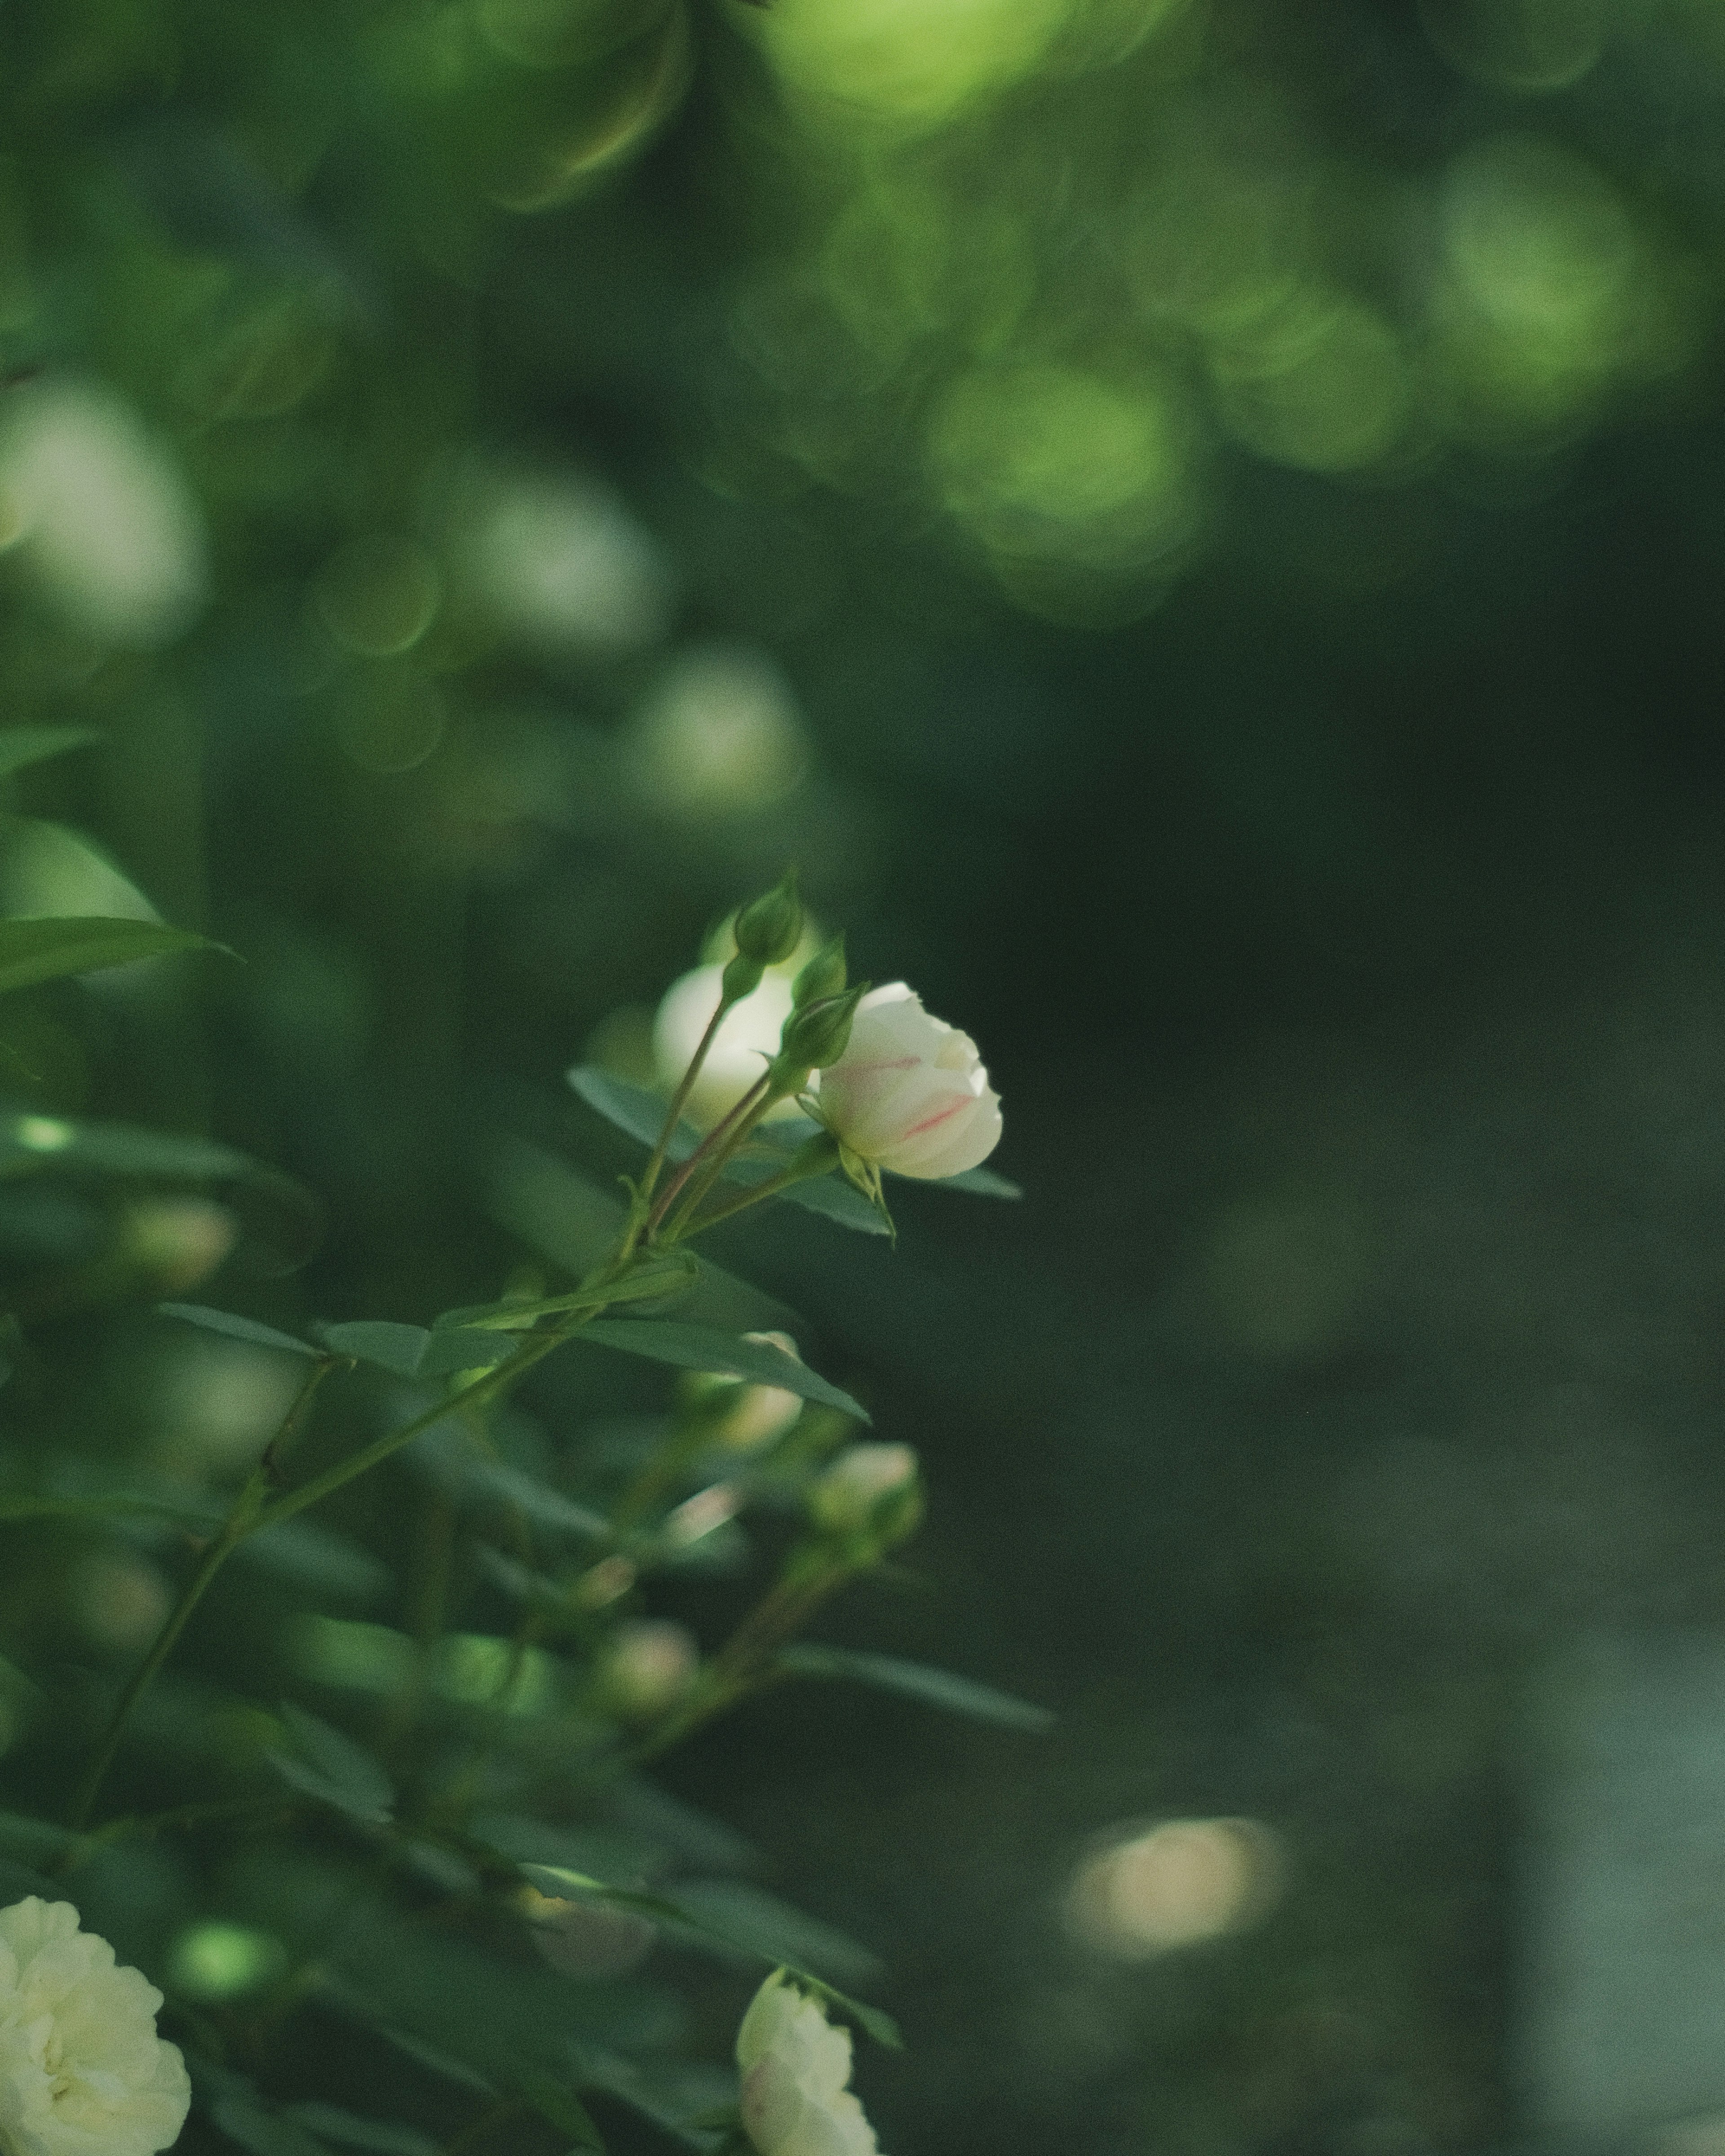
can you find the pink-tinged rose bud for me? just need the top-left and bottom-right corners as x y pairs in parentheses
(816, 983), (1002, 1179)
(736, 1970), (880, 2156)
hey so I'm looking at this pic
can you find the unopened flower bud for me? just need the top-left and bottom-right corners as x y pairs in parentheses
(818, 982), (1003, 1180)
(809, 1442), (921, 1542)
(791, 934), (846, 1008)
(775, 984), (868, 1082)
(721, 950), (766, 1004)
(733, 870), (804, 968)
(688, 1332), (805, 1449)
(121, 1200), (237, 1293)
(738, 1970), (881, 2156)
(594, 1618), (699, 1721)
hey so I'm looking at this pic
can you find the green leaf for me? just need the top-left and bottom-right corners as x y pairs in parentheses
(0, 1111), (255, 1182)
(517, 2074), (605, 2152)
(283, 2110), (438, 2156)
(318, 1321), (518, 1380)
(577, 1321), (868, 1421)
(211, 2096), (334, 2156)
(0, 727), (98, 782)
(0, 917), (226, 997)
(0, 1488), (221, 1529)
(415, 1430), (608, 1543)
(568, 1066), (700, 1162)
(0, 1811), (75, 1866)
(668, 1878), (880, 1985)
(769, 1174), (890, 1236)
(935, 1165), (1022, 1198)
(516, 1865), (901, 2046)
(776, 1644), (1053, 1732)
(159, 1303), (321, 1358)
(265, 1703), (394, 1825)
(435, 1257), (697, 1333)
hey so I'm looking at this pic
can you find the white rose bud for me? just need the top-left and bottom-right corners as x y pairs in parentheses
(815, 984), (1002, 1180)
(737, 1970), (881, 2156)
(595, 1618), (700, 1720)
(809, 1443), (919, 1535)
(0, 1898), (190, 2156)
(652, 964), (804, 1128)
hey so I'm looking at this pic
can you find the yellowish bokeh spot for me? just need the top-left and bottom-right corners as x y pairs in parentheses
(1066, 1818), (1287, 1958)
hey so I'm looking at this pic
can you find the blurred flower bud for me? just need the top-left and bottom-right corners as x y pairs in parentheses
(733, 871), (805, 968)
(775, 985), (868, 1081)
(653, 964), (802, 1126)
(121, 1200), (237, 1294)
(624, 645), (806, 820)
(792, 934), (847, 1008)
(0, 379), (209, 647)
(517, 1886), (656, 1980)
(737, 1969), (880, 2156)
(818, 984), (1002, 1180)
(809, 1442), (921, 1543)
(595, 1618), (699, 1720)
(71, 1553), (172, 1653)
(687, 1333), (805, 1450)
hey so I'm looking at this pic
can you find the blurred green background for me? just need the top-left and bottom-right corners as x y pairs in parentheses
(7, 0), (1725, 2148)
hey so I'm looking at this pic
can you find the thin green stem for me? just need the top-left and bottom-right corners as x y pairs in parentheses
(670, 1149), (836, 1240)
(659, 1090), (790, 1244)
(635, 998), (733, 1211)
(67, 1357), (336, 1830)
(644, 1073), (773, 1240)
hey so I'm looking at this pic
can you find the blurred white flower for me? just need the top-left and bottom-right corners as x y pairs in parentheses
(624, 645), (806, 819)
(0, 380), (208, 647)
(456, 463), (674, 654)
(817, 984), (1002, 1179)
(652, 963), (803, 1127)
(737, 1969), (880, 2156)
(0, 1898), (190, 2156)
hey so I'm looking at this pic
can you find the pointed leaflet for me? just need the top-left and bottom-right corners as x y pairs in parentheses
(159, 1303), (321, 1358)
(0, 917), (224, 996)
(318, 1321), (518, 1380)
(265, 1703), (395, 1825)
(577, 1321), (868, 1421)
(776, 1644), (1053, 1732)
(516, 1864), (902, 2049)
(569, 1065), (702, 1162)
(0, 728), (98, 782)
(937, 1164), (1022, 1198)
(433, 1255), (696, 1333)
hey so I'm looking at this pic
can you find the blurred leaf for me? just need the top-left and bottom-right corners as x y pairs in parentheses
(0, 1856), (54, 1904)
(413, 1427), (608, 1542)
(776, 1644), (1054, 1732)
(766, 1174), (889, 1235)
(0, 1115), (256, 1182)
(158, 1303), (321, 1357)
(516, 1865), (900, 2046)
(0, 918), (225, 996)
(569, 1066), (701, 1162)
(283, 2109), (439, 2156)
(318, 1321), (518, 1379)
(517, 2073), (605, 2151)
(0, 1488), (221, 1528)
(211, 2096), (334, 2156)
(265, 1703), (394, 1825)
(937, 1165), (1022, 1198)
(0, 1812), (74, 1866)
(578, 1322), (867, 1420)
(239, 1521), (391, 1603)
(0, 728), (98, 781)
(668, 1878), (880, 1984)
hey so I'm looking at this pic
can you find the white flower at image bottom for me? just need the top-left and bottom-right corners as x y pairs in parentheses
(737, 1970), (881, 2156)
(0, 1899), (190, 2156)
(817, 983), (1002, 1180)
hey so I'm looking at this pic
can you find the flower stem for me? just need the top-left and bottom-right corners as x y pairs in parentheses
(644, 1073), (772, 1240)
(634, 997), (734, 1216)
(66, 1356), (338, 1830)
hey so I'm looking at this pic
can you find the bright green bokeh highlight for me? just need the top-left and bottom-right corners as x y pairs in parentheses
(754, 0), (1073, 128)
(167, 1922), (288, 2004)
(929, 362), (1194, 565)
(1212, 296), (1411, 474)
